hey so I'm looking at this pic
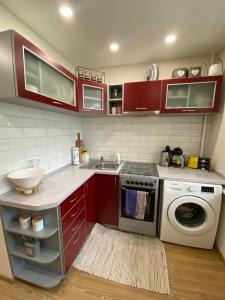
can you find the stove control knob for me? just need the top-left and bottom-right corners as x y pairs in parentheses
(126, 180), (130, 184)
(131, 181), (134, 184)
(140, 182), (143, 185)
(149, 182), (153, 186)
(135, 181), (139, 185)
(145, 182), (148, 186)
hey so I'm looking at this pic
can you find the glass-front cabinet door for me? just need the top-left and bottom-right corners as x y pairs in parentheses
(24, 48), (75, 105)
(161, 76), (223, 114)
(13, 31), (77, 112)
(77, 78), (107, 114)
(83, 85), (103, 110)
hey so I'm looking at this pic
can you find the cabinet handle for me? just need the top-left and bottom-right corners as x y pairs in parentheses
(71, 207), (80, 218)
(72, 221), (81, 232)
(52, 101), (63, 105)
(72, 233), (80, 245)
(181, 109), (196, 112)
(83, 109), (91, 112)
(70, 196), (78, 204)
(85, 183), (88, 194)
(135, 107), (148, 110)
(115, 177), (117, 189)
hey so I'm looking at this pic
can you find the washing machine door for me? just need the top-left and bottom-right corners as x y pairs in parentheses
(168, 196), (215, 235)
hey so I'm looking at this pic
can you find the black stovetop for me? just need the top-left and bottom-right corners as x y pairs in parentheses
(121, 162), (158, 177)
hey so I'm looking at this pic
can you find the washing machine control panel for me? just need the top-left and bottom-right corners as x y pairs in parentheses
(201, 186), (215, 193)
(189, 186), (196, 192)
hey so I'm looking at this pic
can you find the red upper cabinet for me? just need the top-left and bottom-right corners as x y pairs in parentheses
(124, 81), (161, 113)
(85, 175), (96, 235)
(77, 78), (107, 114)
(161, 76), (223, 114)
(0, 30), (77, 112)
(95, 174), (119, 226)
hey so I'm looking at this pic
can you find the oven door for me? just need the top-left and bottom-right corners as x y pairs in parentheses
(121, 186), (156, 222)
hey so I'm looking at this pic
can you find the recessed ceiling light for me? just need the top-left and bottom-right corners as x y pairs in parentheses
(59, 6), (73, 17)
(110, 43), (120, 52)
(165, 35), (176, 43)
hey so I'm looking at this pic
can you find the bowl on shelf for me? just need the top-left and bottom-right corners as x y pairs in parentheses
(7, 168), (45, 194)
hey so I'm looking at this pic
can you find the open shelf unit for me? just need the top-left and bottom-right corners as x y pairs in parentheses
(108, 84), (123, 115)
(14, 264), (62, 289)
(6, 223), (57, 239)
(1, 205), (64, 288)
(10, 246), (60, 264)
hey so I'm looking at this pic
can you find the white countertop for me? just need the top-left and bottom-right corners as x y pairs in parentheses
(157, 165), (225, 185)
(0, 166), (96, 211)
(1, 162), (224, 211)
(0, 161), (124, 211)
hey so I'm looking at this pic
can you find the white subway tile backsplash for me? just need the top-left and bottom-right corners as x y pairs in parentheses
(0, 102), (81, 194)
(23, 128), (46, 137)
(0, 128), (24, 138)
(82, 115), (204, 163)
(10, 138), (36, 150)
(0, 101), (204, 194)
(0, 140), (10, 151)
(7, 116), (36, 128)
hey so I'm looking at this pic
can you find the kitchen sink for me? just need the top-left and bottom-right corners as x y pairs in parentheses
(80, 160), (122, 171)
(95, 161), (121, 170)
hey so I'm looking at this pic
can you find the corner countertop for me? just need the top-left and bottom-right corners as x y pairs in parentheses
(157, 165), (225, 185)
(0, 162), (124, 211)
(0, 161), (124, 211)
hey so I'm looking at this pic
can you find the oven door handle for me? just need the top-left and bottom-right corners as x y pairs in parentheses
(121, 187), (153, 193)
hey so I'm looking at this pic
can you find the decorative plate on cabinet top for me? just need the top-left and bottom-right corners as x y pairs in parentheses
(144, 64), (159, 81)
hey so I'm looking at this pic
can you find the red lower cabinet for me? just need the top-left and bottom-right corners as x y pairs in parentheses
(63, 221), (86, 273)
(85, 176), (96, 235)
(95, 174), (119, 225)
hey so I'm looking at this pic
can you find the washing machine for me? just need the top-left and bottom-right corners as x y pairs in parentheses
(160, 180), (222, 249)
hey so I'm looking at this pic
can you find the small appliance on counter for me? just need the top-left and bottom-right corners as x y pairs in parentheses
(187, 156), (211, 171)
(188, 156), (199, 169)
(171, 147), (184, 168)
(198, 157), (211, 171)
(160, 145), (172, 166)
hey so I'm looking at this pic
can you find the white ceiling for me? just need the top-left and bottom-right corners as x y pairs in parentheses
(1, 0), (225, 68)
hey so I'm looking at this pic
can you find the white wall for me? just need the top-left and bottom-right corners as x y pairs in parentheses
(0, 3), (73, 72)
(99, 56), (210, 84)
(82, 115), (204, 163)
(209, 48), (225, 259)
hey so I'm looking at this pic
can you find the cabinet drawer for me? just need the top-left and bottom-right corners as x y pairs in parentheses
(64, 220), (86, 273)
(61, 196), (85, 233)
(63, 208), (85, 249)
(60, 185), (85, 218)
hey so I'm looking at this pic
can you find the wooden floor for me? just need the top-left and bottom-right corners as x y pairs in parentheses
(0, 243), (225, 300)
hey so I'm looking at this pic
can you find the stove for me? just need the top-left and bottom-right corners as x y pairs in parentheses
(121, 162), (158, 177)
(119, 162), (159, 236)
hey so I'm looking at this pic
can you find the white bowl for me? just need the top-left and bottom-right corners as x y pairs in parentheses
(7, 168), (45, 190)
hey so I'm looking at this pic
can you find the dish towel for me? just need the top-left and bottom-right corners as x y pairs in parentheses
(135, 191), (148, 220)
(125, 189), (137, 218)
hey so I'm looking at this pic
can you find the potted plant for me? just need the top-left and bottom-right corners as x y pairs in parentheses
(22, 236), (40, 257)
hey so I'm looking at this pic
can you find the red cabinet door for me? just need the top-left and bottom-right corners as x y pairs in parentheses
(124, 80), (161, 112)
(64, 220), (86, 273)
(13, 31), (77, 112)
(77, 78), (107, 114)
(85, 175), (96, 234)
(161, 76), (223, 114)
(95, 174), (119, 225)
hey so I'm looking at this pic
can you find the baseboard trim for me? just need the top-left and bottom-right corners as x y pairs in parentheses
(0, 274), (14, 283)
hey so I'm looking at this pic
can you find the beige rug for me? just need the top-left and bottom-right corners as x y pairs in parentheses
(73, 223), (170, 294)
